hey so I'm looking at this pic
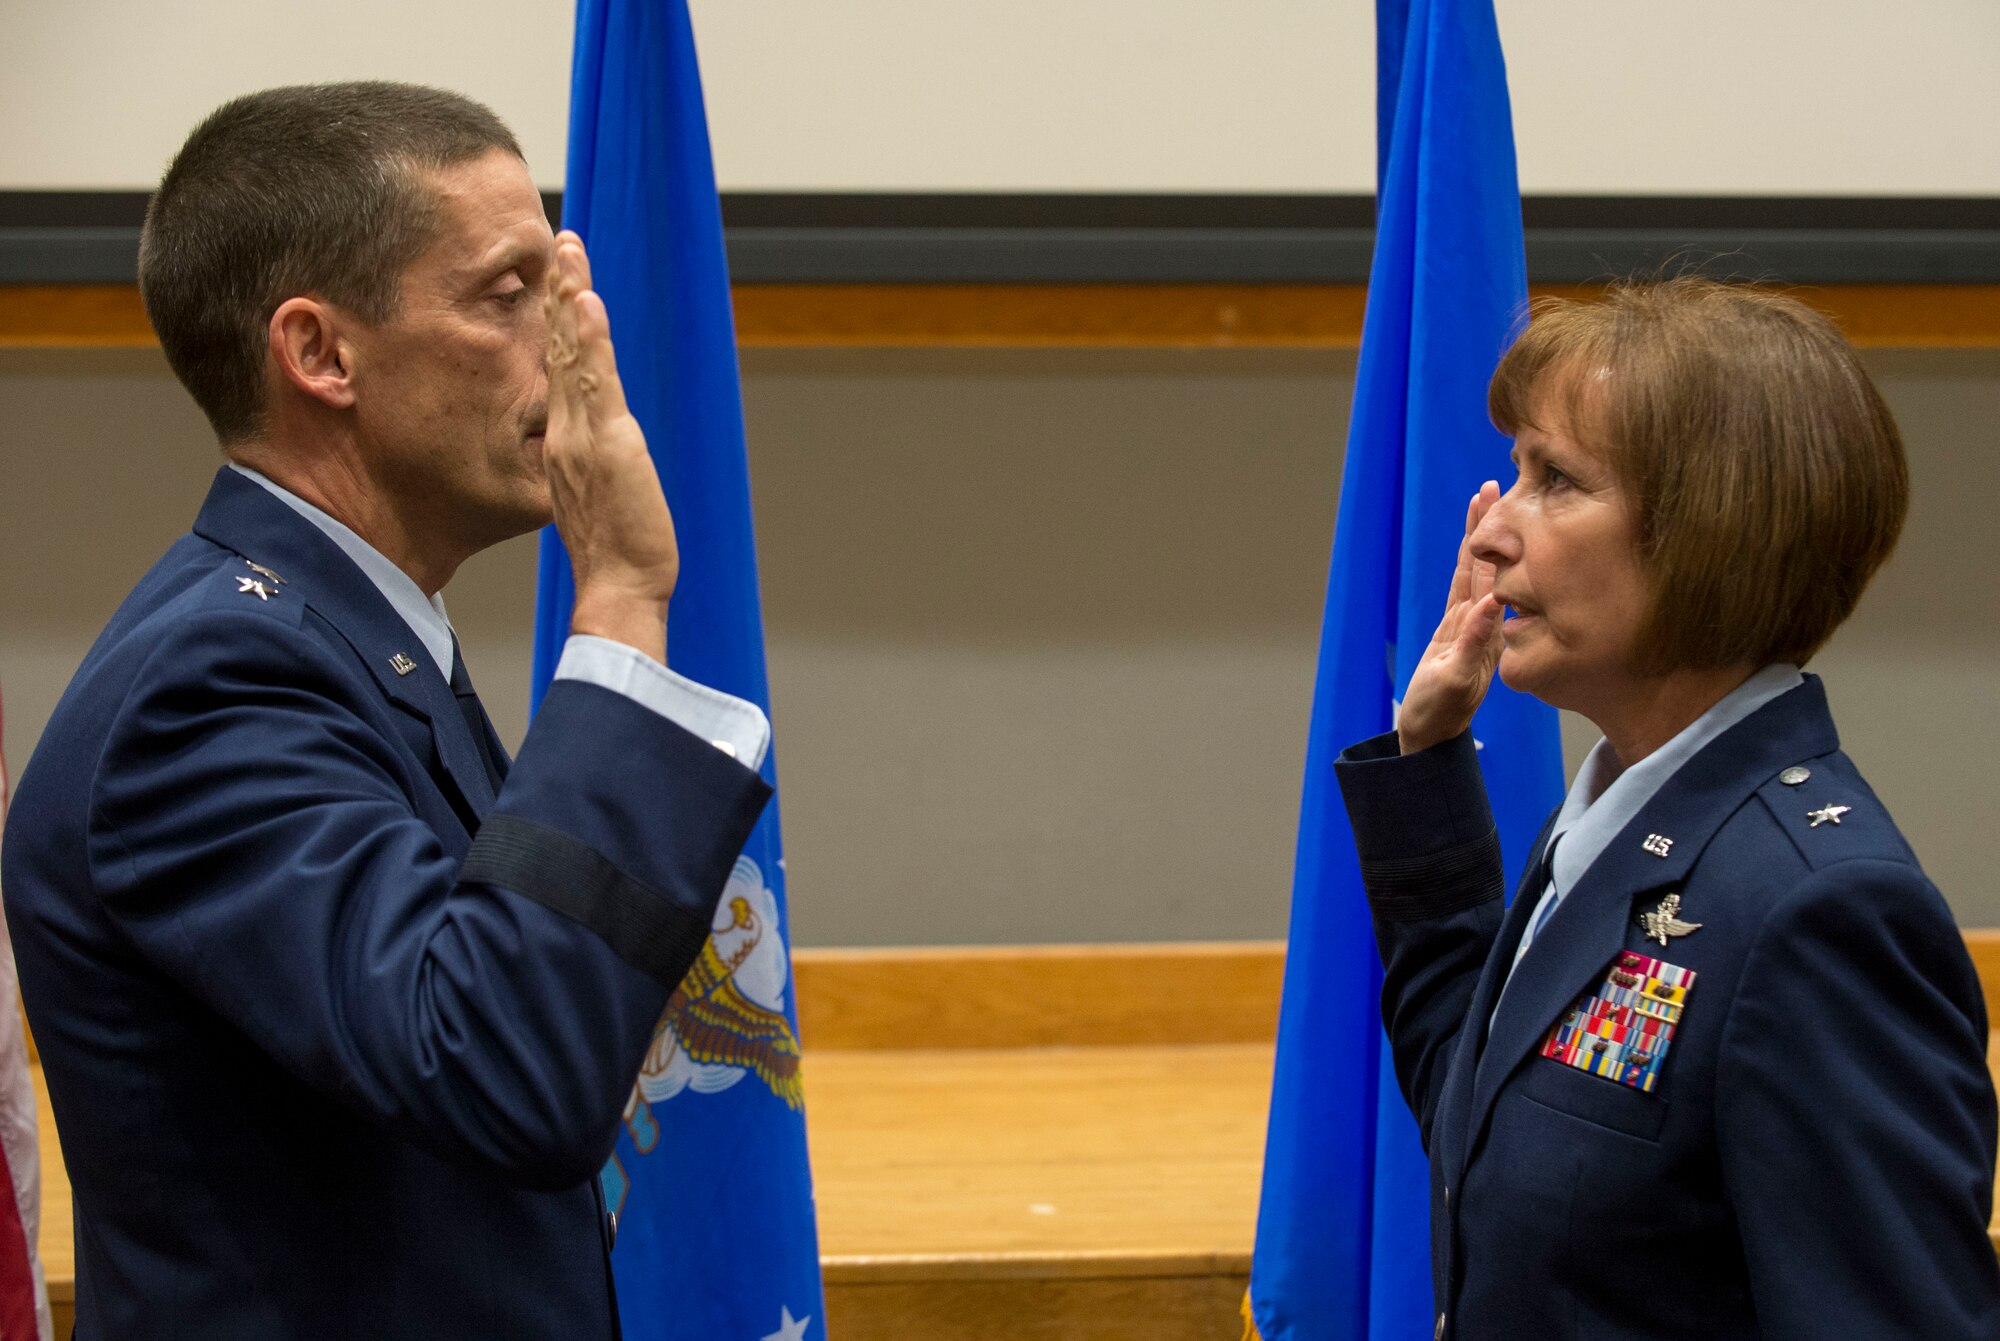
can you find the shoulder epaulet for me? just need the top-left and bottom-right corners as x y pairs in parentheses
(1753, 756), (1911, 870)
(185, 554), (308, 628)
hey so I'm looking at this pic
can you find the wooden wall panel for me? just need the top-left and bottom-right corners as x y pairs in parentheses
(793, 942), (1285, 1050)
(795, 932), (2000, 1052)
(1965, 930), (2000, 1024)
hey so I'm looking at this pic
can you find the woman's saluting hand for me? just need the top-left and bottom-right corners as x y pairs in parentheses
(1396, 481), (1506, 755)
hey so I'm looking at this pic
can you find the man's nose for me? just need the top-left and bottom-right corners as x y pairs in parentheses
(527, 296), (552, 378)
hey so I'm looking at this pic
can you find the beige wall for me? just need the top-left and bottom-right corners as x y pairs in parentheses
(3, 1), (1999, 193)
(3, 346), (1996, 939)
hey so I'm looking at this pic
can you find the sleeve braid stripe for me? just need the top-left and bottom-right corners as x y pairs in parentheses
(1360, 829), (1505, 923)
(461, 814), (713, 987)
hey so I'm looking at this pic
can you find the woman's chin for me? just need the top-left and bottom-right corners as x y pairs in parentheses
(1494, 650), (1545, 700)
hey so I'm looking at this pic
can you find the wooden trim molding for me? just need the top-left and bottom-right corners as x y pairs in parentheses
(8, 282), (2000, 351)
(0, 285), (153, 348)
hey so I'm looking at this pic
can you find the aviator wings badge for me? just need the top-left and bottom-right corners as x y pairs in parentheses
(1638, 892), (1702, 948)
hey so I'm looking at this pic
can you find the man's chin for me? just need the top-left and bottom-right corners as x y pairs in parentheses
(479, 490), (554, 547)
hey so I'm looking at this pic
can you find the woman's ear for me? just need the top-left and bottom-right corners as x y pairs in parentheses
(268, 298), (356, 410)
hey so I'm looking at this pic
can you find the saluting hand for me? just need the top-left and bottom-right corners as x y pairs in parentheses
(542, 231), (679, 664)
(1396, 482), (1504, 754)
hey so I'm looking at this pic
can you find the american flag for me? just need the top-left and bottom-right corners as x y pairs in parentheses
(0, 686), (53, 1341)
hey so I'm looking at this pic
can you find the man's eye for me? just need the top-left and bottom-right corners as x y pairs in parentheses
(493, 286), (528, 306)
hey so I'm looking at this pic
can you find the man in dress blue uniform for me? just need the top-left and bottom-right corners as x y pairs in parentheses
(1, 83), (770, 1339)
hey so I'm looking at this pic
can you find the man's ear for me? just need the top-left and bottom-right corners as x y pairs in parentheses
(269, 298), (357, 410)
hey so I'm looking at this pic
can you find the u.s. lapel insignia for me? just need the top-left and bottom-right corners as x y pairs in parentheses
(1807, 804), (1852, 828)
(243, 559), (287, 586)
(1638, 891), (1702, 947)
(236, 575), (276, 601)
(388, 652), (419, 677)
(1641, 833), (1673, 858)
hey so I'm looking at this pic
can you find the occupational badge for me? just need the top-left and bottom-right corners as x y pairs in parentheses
(1637, 891), (1701, 947)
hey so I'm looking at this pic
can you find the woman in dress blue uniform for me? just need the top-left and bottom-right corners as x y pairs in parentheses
(1336, 278), (2000, 1340)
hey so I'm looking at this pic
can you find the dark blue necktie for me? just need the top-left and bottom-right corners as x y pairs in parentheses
(1524, 835), (1563, 942)
(448, 635), (508, 794)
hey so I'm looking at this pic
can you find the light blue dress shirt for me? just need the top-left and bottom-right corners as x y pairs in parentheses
(1496, 661), (1804, 1009)
(230, 464), (769, 769)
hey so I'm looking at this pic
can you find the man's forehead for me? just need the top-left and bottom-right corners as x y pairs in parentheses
(412, 151), (553, 272)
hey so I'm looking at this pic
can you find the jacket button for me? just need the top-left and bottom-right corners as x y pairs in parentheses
(1435, 1313), (1446, 1340)
(608, 1210), (619, 1249)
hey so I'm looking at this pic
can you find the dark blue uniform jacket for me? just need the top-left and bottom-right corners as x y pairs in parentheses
(1, 469), (771, 1339)
(1335, 678), (2000, 1340)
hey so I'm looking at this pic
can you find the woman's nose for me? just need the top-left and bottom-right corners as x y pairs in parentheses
(1469, 486), (1519, 566)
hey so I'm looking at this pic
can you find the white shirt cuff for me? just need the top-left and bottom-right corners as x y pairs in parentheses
(552, 635), (771, 771)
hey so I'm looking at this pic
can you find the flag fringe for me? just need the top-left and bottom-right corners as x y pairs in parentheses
(1241, 1289), (1266, 1341)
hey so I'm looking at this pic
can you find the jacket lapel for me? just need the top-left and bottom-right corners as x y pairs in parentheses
(1462, 679), (1841, 1157)
(191, 468), (498, 824)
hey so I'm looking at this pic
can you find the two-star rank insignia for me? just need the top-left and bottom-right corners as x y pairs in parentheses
(1638, 891), (1702, 947)
(244, 559), (287, 586)
(1807, 803), (1852, 828)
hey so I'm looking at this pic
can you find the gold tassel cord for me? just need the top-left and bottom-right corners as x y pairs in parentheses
(1240, 1290), (1266, 1341)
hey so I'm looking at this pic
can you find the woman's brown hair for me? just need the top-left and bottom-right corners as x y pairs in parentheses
(1488, 278), (1907, 673)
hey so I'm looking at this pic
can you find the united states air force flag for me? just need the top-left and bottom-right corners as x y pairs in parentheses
(530, 2), (824, 1338)
(1244, 1), (1563, 1338)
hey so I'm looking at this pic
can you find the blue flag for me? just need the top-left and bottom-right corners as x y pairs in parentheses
(531, 3), (825, 1338)
(1244, 2), (1563, 1339)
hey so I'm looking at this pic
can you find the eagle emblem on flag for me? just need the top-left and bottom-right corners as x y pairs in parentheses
(621, 858), (803, 1154)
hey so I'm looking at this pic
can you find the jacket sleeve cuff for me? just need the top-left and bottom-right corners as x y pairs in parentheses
(1334, 729), (1503, 922)
(554, 635), (771, 770)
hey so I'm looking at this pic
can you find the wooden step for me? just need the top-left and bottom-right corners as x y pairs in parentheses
(812, 1044), (1268, 1340)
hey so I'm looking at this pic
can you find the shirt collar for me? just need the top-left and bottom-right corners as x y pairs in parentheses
(1548, 662), (1804, 895)
(228, 464), (455, 681)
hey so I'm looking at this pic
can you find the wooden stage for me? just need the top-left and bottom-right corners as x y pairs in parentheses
(29, 937), (2000, 1338)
